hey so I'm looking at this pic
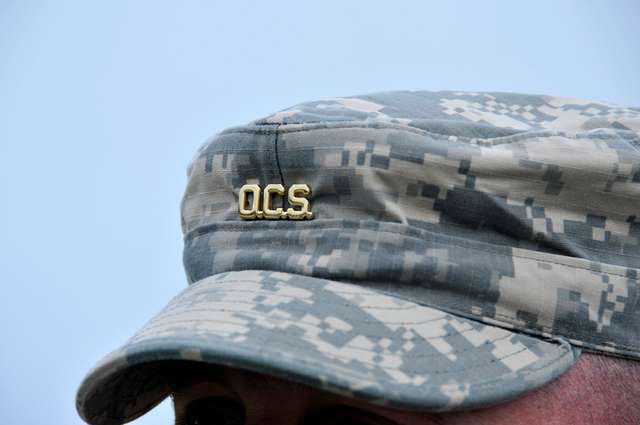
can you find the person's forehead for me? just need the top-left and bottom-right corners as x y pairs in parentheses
(171, 364), (422, 424)
(170, 355), (640, 425)
(170, 362), (509, 423)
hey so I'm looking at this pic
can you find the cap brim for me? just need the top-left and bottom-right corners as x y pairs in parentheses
(76, 270), (579, 425)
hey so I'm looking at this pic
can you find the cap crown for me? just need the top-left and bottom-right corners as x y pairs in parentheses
(181, 91), (640, 359)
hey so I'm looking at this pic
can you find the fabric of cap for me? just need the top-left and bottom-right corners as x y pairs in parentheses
(76, 90), (640, 425)
(77, 270), (578, 424)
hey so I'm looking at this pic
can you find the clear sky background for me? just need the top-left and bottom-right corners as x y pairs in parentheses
(1, 1), (638, 424)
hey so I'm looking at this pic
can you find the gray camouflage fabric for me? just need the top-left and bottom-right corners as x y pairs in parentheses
(76, 90), (640, 425)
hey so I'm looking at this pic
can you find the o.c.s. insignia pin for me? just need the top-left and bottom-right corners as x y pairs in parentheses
(238, 183), (313, 220)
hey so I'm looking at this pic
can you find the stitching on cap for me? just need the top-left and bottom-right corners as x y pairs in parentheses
(130, 309), (510, 346)
(217, 125), (640, 181)
(191, 274), (639, 353)
(95, 333), (572, 421)
(129, 316), (518, 365)
(154, 271), (640, 354)
(273, 124), (286, 188)
(246, 118), (640, 145)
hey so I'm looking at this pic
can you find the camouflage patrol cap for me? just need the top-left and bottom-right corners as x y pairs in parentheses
(76, 90), (640, 424)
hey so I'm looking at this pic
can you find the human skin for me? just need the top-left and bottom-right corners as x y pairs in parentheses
(170, 353), (640, 425)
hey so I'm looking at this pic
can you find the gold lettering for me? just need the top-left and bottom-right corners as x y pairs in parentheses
(239, 183), (312, 220)
(263, 183), (286, 219)
(286, 184), (313, 220)
(238, 184), (262, 219)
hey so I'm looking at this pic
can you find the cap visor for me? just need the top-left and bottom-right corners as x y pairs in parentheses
(76, 270), (578, 424)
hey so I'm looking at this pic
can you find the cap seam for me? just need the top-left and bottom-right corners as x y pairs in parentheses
(273, 123), (286, 189)
(246, 119), (638, 146)
(214, 124), (640, 181)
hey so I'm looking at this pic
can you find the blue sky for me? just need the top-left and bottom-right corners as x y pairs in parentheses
(1, 1), (638, 424)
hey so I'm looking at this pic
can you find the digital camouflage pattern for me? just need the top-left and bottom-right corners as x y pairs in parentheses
(77, 271), (577, 424)
(76, 91), (640, 425)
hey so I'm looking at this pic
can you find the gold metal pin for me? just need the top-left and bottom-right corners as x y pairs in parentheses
(238, 184), (313, 220)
